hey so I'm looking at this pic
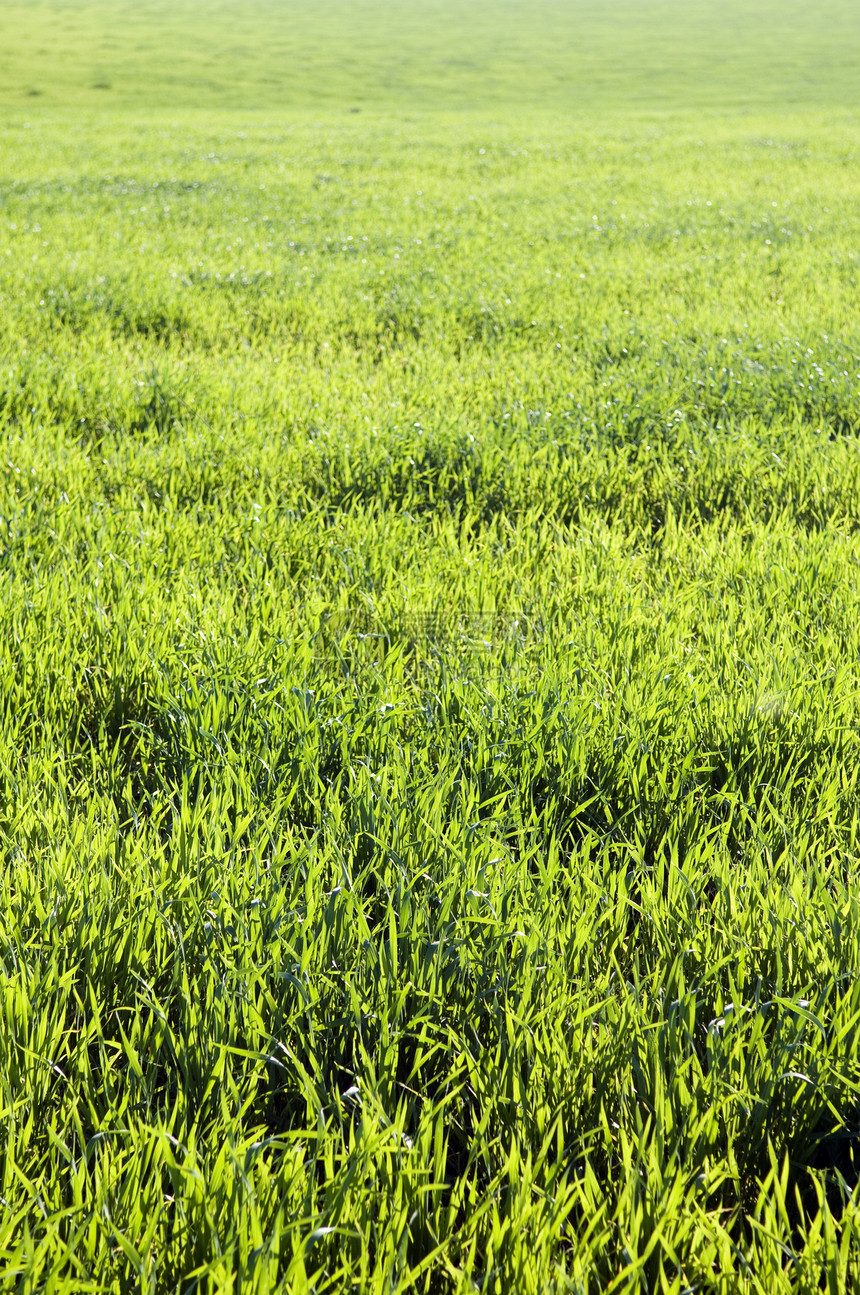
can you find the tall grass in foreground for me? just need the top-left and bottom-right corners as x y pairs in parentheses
(1, 20), (860, 1287)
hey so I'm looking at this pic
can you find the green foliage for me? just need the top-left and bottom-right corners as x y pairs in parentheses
(1, 2), (860, 1290)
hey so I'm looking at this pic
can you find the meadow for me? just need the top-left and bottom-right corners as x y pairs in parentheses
(2, 1), (860, 1289)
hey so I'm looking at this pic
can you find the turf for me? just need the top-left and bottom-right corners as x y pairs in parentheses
(2, 2), (860, 1291)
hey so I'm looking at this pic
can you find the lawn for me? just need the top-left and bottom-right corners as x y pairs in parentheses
(1, 2), (860, 1290)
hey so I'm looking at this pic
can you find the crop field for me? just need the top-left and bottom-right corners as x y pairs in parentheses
(1, 1), (860, 1290)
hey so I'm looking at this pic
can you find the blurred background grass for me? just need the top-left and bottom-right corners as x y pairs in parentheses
(0, 0), (858, 116)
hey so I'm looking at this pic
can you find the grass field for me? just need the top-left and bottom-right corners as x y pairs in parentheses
(2, 1), (860, 1290)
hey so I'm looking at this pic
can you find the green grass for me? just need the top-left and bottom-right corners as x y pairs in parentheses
(2, 2), (860, 1290)
(0, 0), (859, 112)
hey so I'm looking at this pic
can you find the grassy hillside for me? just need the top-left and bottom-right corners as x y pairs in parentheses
(2, 3), (860, 1291)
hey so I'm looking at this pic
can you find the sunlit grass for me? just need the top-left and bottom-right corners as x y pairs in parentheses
(1, 2), (860, 1290)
